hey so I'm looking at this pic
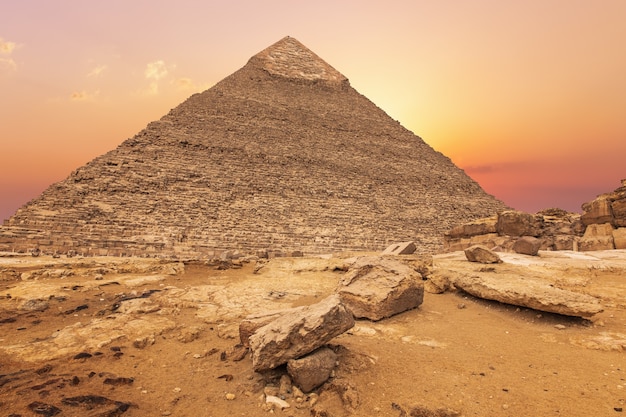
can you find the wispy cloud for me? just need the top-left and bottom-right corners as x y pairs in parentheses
(0, 57), (16, 71)
(0, 37), (17, 54)
(70, 90), (100, 102)
(144, 60), (174, 94)
(462, 160), (535, 175)
(0, 37), (19, 72)
(87, 64), (107, 78)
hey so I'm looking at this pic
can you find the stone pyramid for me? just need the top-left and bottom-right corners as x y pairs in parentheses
(0, 37), (508, 258)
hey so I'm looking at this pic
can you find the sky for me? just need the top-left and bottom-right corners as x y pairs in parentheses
(1, 0), (625, 222)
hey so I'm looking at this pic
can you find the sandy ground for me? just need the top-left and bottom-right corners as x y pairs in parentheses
(0, 251), (625, 416)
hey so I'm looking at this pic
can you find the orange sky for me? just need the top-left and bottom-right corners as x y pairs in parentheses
(1, 1), (625, 222)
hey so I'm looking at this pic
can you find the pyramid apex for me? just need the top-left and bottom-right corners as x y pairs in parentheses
(250, 36), (348, 84)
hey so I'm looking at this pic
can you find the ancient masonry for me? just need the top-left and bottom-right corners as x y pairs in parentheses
(0, 37), (507, 258)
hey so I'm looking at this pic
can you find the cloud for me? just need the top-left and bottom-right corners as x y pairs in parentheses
(0, 37), (17, 54)
(0, 57), (16, 71)
(462, 160), (535, 175)
(70, 90), (100, 101)
(0, 37), (19, 72)
(87, 64), (107, 78)
(143, 60), (173, 94)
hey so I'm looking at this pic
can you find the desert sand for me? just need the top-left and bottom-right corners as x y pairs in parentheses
(1, 250), (625, 416)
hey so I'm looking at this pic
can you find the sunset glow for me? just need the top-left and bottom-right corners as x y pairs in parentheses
(1, 1), (625, 221)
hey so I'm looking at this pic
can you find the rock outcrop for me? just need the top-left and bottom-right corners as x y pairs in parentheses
(445, 209), (583, 253)
(0, 36), (506, 258)
(337, 256), (424, 321)
(445, 180), (626, 254)
(248, 294), (354, 372)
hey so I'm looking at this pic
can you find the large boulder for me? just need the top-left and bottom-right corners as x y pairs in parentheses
(452, 273), (603, 318)
(464, 245), (502, 264)
(336, 256), (424, 321)
(496, 211), (542, 237)
(579, 223), (615, 251)
(248, 295), (354, 372)
(512, 236), (542, 256)
(287, 346), (337, 392)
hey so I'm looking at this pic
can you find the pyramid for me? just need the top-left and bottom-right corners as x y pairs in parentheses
(0, 37), (507, 258)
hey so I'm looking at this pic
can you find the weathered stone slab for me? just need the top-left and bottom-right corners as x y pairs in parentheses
(248, 295), (354, 372)
(452, 273), (603, 318)
(239, 307), (304, 347)
(513, 236), (542, 256)
(287, 346), (337, 392)
(446, 216), (497, 239)
(464, 245), (501, 264)
(382, 241), (416, 255)
(579, 223), (615, 251)
(337, 256), (424, 321)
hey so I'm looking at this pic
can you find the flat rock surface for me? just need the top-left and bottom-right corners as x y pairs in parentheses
(1, 252), (626, 416)
(450, 271), (603, 317)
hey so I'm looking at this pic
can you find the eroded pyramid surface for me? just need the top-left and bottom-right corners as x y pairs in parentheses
(1, 37), (507, 258)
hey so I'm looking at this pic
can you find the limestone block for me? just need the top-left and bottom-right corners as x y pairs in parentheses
(452, 273), (603, 318)
(613, 228), (626, 250)
(579, 223), (615, 251)
(239, 307), (304, 347)
(287, 346), (337, 392)
(337, 256), (424, 321)
(468, 233), (500, 249)
(496, 211), (541, 237)
(248, 295), (354, 372)
(464, 245), (501, 264)
(512, 236), (542, 256)
(382, 241), (416, 255)
(446, 216), (497, 239)
(581, 196), (613, 226)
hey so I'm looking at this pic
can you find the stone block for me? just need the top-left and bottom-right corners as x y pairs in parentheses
(239, 307), (303, 347)
(287, 346), (337, 392)
(248, 295), (354, 372)
(382, 241), (416, 255)
(464, 245), (501, 264)
(337, 256), (424, 321)
(512, 236), (542, 256)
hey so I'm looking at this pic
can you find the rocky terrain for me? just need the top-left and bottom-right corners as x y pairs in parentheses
(444, 179), (626, 253)
(0, 37), (506, 258)
(1, 247), (625, 416)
